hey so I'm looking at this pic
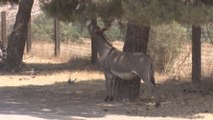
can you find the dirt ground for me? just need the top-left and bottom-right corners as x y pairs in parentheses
(0, 41), (212, 120)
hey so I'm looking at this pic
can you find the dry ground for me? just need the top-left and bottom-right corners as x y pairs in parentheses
(0, 40), (213, 120)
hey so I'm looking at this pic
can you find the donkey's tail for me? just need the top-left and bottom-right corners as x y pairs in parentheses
(150, 61), (156, 85)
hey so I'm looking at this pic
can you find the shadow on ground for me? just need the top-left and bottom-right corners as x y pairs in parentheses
(0, 78), (212, 120)
(0, 57), (101, 76)
(0, 57), (213, 119)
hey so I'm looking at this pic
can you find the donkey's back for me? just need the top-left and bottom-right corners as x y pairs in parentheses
(104, 50), (154, 81)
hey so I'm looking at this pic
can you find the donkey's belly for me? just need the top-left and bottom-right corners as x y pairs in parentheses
(111, 70), (137, 80)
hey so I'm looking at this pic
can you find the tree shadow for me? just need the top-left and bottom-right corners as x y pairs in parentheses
(0, 78), (212, 120)
(0, 57), (101, 76)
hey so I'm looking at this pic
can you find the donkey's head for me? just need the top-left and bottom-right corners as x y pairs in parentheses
(87, 20), (111, 35)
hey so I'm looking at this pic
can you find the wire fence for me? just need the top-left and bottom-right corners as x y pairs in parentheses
(171, 41), (213, 79)
(0, 2), (60, 56)
(147, 23), (213, 80)
(0, 2), (41, 36)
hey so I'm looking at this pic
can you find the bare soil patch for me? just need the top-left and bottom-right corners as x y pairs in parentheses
(0, 41), (212, 120)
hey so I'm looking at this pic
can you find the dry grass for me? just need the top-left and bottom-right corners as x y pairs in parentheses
(172, 43), (213, 78)
(1, 40), (123, 87)
(26, 39), (124, 63)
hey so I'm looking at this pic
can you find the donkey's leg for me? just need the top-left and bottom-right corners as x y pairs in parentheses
(142, 77), (160, 107)
(104, 72), (114, 102)
(150, 64), (161, 107)
(151, 81), (160, 107)
(109, 75), (117, 101)
(140, 70), (160, 107)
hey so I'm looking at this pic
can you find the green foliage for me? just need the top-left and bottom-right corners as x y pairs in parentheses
(122, 0), (213, 26)
(32, 14), (53, 41)
(105, 24), (125, 41)
(96, 19), (125, 41)
(41, 0), (123, 24)
(175, 1), (213, 25)
(31, 14), (89, 42)
(41, 0), (87, 22)
(60, 23), (79, 42)
(41, 0), (213, 27)
(94, 0), (123, 22)
(31, 13), (125, 42)
(60, 22), (89, 42)
(122, 0), (176, 26)
(202, 25), (213, 44)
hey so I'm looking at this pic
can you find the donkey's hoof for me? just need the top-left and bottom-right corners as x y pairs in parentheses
(104, 96), (109, 102)
(104, 96), (113, 102)
(109, 97), (113, 102)
(155, 102), (161, 108)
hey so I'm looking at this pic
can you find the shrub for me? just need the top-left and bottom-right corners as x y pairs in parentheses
(105, 24), (125, 41)
(31, 13), (125, 42)
(32, 13), (88, 42)
(148, 22), (189, 73)
(32, 14), (53, 41)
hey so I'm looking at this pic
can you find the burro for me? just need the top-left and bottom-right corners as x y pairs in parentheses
(87, 21), (160, 107)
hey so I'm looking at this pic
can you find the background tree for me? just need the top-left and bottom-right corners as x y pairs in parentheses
(0, 0), (34, 71)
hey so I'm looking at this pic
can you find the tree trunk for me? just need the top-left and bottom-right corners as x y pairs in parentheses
(112, 21), (150, 101)
(26, 17), (32, 53)
(1, 11), (7, 48)
(54, 17), (60, 57)
(5, 0), (34, 71)
(192, 25), (201, 84)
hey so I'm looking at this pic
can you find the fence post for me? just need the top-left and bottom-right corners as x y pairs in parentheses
(26, 16), (31, 53)
(1, 11), (7, 48)
(54, 17), (60, 57)
(192, 25), (201, 84)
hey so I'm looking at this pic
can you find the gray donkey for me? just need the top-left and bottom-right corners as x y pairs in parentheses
(88, 22), (160, 107)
